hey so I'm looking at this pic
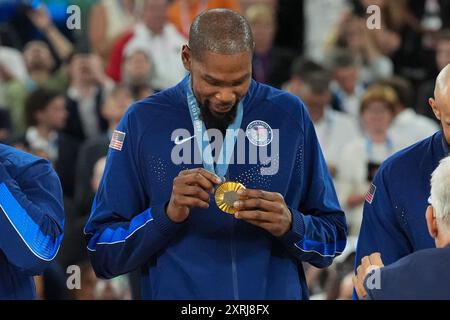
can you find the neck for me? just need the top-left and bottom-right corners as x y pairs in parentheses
(310, 107), (326, 124)
(72, 81), (95, 97)
(368, 130), (388, 144)
(30, 70), (50, 83)
(437, 229), (450, 248)
(36, 125), (53, 140)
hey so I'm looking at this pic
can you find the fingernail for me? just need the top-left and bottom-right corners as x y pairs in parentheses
(237, 189), (244, 195)
(215, 176), (222, 184)
(235, 212), (240, 218)
(233, 201), (240, 208)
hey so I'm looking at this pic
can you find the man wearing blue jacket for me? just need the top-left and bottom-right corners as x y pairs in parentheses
(0, 144), (65, 299)
(354, 156), (450, 299)
(355, 64), (450, 284)
(85, 9), (347, 300)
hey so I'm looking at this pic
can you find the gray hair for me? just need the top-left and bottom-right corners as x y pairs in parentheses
(430, 156), (450, 227)
(188, 9), (254, 59)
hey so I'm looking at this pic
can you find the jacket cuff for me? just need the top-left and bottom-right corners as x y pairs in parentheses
(279, 208), (305, 246)
(150, 202), (185, 237)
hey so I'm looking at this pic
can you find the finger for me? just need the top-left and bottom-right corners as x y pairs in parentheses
(352, 273), (367, 299)
(178, 185), (210, 203)
(361, 256), (372, 279)
(356, 265), (365, 284)
(234, 210), (275, 222)
(234, 197), (282, 212)
(368, 252), (384, 267)
(178, 168), (222, 184)
(173, 195), (209, 209)
(238, 189), (283, 202)
(175, 172), (216, 192)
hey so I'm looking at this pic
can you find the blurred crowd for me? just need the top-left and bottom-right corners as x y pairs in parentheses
(0, 0), (449, 300)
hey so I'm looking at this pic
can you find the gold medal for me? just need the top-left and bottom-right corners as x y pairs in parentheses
(215, 182), (246, 214)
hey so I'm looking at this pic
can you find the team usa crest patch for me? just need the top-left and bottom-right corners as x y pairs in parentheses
(246, 120), (273, 147)
(365, 183), (376, 204)
(110, 130), (126, 151)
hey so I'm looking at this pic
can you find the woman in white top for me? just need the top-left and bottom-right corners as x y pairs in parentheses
(89, 0), (140, 60)
(335, 85), (408, 236)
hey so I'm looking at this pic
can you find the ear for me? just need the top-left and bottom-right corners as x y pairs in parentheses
(426, 205), (438, 239)
(429, 97), (441, 121)
(181, 45), (192, 72)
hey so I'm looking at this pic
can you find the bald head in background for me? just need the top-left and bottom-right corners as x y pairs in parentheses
(430, 64), (450, 143)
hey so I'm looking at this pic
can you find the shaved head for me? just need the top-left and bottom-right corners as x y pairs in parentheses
(430, 63), (450, 144)
(435, 64), (450, 98)
(189, 9), (254, 59)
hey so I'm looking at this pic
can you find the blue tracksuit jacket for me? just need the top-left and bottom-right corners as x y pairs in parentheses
(0, 144), (64, 299)
(85, 76), (347, 299)
(356, 132), (445, 266)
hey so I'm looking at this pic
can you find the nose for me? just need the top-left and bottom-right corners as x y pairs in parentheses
(215, 89), (236, 105)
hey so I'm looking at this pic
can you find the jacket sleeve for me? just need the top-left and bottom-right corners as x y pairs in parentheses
(353, 166), (413, 299)
(355, 166), (412, 266)
(279, 102), (348, 268)
(84, 110), (185, 279)
(0, 158), (64, 275)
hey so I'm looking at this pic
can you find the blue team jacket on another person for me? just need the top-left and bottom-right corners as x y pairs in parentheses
(356, 131), (445, 269)
(0, 144), (65, 299)
(85, 76), (348, 300)
(365, 246), (450, 300)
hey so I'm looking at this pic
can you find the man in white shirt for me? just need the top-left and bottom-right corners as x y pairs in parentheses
(328, 49), (366, 118)
(124, 0), (187, 90)
(384, 77), (439, 146)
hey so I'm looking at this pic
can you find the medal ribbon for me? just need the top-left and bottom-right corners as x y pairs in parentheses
(186, 75), (243, 179)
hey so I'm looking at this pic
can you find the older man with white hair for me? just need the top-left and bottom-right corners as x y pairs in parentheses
(354, 156), (450, 300)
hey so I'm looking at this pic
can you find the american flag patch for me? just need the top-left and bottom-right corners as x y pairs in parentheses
(365, 183), (376, 204)
(109, 130), (126, 151)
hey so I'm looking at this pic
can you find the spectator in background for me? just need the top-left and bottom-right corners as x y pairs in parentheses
(284, 56), (323, 95)
(167, 0), (241, 37)
(417, 29), (450, 121)
(26, 4), (74, 62)
(107, 0), (186, 90)
(327, 48), (366, 117)
(75, 87), (133, 219)
(335, 85), (407, 236)
(65, 51), (114, 141)
(291, 70), (359, 178)
(3, 3), (74, 135)
(5, 41), (68, 134)
(329, 15), (393, 84)
(303, 0), (348, 62)
(122, 43), (155, 100)
(89, 0), (139, 61)
(383, 76), (439, 146)
(23, 88), (80, 198)
(0, 40), (27, 108)
(246, 3), (294, 88)
(239, 0), (277, 11)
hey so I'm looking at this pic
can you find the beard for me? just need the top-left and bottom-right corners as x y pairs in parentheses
(199, 99), (238, 136)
